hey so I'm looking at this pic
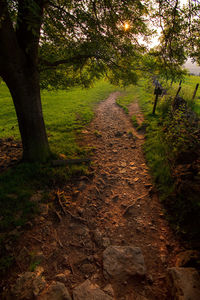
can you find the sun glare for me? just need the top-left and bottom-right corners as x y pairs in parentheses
(124, 22), (130, 31)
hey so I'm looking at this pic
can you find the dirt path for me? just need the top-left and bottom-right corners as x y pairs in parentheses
(72, 92), (183, 299)
(2, 92), (184, 299)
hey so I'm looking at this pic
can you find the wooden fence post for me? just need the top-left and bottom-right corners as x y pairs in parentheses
(175, 86), (182, 98)
(152, 84), (162, 115)
(192, 83), (199, 101)
(172, 85), (182, 108)
(152, 93), (159, 115)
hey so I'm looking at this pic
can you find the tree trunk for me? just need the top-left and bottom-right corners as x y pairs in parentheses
(0, 1), (51, 163)
(2, 66), (51, 163)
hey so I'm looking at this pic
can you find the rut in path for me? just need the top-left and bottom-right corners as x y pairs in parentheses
(4, 92), (184, 300)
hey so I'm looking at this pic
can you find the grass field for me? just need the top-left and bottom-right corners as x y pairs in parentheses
(164, 75), (200, 115)
(117, 75), (200, 115)
(0, 80), (118, 157)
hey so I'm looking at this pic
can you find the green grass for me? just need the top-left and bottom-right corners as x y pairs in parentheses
(118, 80), (173, 196)
(0, 80), (117, 156)
(160, 75), (200, 115)
(116, 91), (135, 114)
(116, 79), (154, 114)
(131, 115), (139, 128)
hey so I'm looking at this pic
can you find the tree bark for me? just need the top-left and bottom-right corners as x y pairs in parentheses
(2, 66), (51, 162)
(2, 68), (51, 162)
(0, 0), (51, 162)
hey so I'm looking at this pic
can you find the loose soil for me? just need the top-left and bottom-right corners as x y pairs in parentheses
(1, 92), (184, 299)
(0, 138), (22, 172)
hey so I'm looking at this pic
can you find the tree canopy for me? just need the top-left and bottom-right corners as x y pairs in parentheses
(153, 0), (200, 78)
(6, 0), (154, 89)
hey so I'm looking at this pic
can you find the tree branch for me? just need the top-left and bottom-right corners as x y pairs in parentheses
(16, 0), (45, 64)
(40, 54), (96, 68)
(0, 0), (24, 75)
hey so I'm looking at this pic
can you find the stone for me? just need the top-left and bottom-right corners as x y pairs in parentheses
(87, 255), (94, 262)
(144, 184), (152, 189)
(120, 161), (127, 167)
(39, 203), (49, 216)
(11, 271), (46, 299)
(33, 251), (45, 263)
(24, 221), (34, 229)
(77, 207), (84, 215)
(175, 250), (200, 268)
(103, 246), (146, 280)
(93, 229), (103, 247)
(103, 284), (115, 297)
(69, 223), (90, 239)
(168, 267), (200, 300)
(72, 190), (80, 197)
(123, 205), (137, 218)
(127, 180), (135, 188)
(119, 169), (126, 174)
(55, 271), (71, 283)
(79, 181), (87, 191)
(30, 191), (43, 203)
(34, 266), (44, 276)
(62, 255), (69, 267)
(146, 274), (153, 284)
(41, 282), (72, 300)
(79, 263), (96, 274)
(16, 246), (31, 265)
(134, 177), (139, 182)
(112, 195), (119, 202)
(102, 237), (111, 248)
(59, 153), (67, 160)
(73, 280), (113, 300)
(93, 229), (110, 248)
(33, 275), (46, 297)
(115, 131), (123, 137)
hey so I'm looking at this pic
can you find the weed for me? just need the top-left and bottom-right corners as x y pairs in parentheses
(131, 115), (139, 128)
(116, 101), (129, 114)
(116, 92), (135, 114)
(29, 260), (41, 272)
(94, 130), (102, 138)
(136, 121), (148, 133)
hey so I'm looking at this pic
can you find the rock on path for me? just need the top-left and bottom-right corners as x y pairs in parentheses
(73, 280), (114, 300)
(168, 267), (200, 300)
(103, 246), (146, 280)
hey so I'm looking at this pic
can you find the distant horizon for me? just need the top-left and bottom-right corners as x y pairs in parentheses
(184, 58), (200, 75)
